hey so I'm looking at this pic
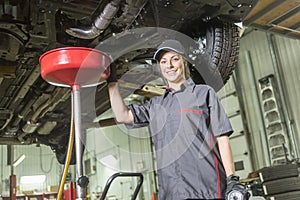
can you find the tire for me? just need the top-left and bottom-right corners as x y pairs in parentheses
(259, 164), (299, 182)
(262, 177), (300, 195)
(55, 145), (76, 165)
(189, 20), (240, 91)
(266, 191), (300, 200)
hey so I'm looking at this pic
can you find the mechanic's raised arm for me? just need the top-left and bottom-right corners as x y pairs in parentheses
(107, 65), (134, 124)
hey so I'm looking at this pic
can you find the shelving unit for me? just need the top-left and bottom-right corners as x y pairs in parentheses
(1, 192), (57, 200)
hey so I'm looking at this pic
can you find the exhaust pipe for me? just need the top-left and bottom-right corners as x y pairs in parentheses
(65, 0), (122, 39)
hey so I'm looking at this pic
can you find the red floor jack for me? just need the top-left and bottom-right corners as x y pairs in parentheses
(63, 181), (76, 200)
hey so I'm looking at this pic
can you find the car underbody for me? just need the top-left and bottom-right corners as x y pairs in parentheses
(0, 0), (257, 163)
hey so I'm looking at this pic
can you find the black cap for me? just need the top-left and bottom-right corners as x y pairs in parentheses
(153, 39), (185, 61)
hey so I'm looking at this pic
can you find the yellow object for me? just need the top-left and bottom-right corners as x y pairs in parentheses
(57, 93), (75, 200)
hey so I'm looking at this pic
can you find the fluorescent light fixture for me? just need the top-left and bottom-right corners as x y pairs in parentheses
(20, 175), (46, 192)
(20, 175), (46, 184)
(13, 154), (26, 167)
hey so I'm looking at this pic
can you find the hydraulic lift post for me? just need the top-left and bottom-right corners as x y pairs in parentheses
(9, 175), (16, 200)
(9, 145), (16, 200)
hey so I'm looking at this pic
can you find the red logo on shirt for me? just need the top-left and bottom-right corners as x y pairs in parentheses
(179, 109), (203, 114)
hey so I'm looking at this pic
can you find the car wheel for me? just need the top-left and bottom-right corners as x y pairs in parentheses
(259, 163), (299, 182)
(263, 177), (300, 195)
(189, 20), (240, 91)
(55, 145), (76, 165)
(266, 191), (300, 200)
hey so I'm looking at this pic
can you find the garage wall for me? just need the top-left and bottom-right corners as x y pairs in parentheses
(0, 145), (63, 196)
(84, 115), (156, 200)
(218, 78), (255, 179)
(274, 35), (300, 153)
(0, 126), (156, 199)
(236, 29), (300, 169)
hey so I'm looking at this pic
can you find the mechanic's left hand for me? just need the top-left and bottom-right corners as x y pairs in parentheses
(225, 174), (250, 200)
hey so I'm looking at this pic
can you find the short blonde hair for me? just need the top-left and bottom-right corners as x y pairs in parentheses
(180, 55), (190, 80)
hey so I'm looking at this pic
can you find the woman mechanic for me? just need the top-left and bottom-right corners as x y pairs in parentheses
(107, 39), (248, 199)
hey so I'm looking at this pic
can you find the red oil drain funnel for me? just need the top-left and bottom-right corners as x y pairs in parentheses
(40, 47), (111, 87)
(39, 47), (111, 199)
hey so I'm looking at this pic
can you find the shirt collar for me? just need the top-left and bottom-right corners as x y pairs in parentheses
(163, 78), (196, 98)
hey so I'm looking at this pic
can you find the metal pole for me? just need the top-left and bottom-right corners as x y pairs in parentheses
(9, 145), (13, 176)
(72, 85), (88, 199)
(9, 145), (16, 200)
(245, 51), (271, 166)
(1, 146), (3, 194)
(232, 71), (259, 170)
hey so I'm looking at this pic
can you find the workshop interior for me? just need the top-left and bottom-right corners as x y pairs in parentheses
(0, 0), (300, 199)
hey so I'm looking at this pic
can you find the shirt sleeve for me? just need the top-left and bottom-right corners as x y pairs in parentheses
(207, 87), (233, 137)
(125, 100), (152, 129)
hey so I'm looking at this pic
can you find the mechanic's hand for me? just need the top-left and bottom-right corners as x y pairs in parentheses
(225, 174), (250, 200)
(106, 62), (118, 83)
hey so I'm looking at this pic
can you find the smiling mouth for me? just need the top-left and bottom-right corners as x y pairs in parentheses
(166, 70), (177, 75)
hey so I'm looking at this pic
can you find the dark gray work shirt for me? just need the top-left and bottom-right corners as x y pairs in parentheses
(127, 78), (233, 200)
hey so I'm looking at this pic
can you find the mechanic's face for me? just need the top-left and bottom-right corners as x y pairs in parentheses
(159, 51), (185, 85)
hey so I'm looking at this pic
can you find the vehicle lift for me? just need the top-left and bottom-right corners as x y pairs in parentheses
(39, 47), (144, 199)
